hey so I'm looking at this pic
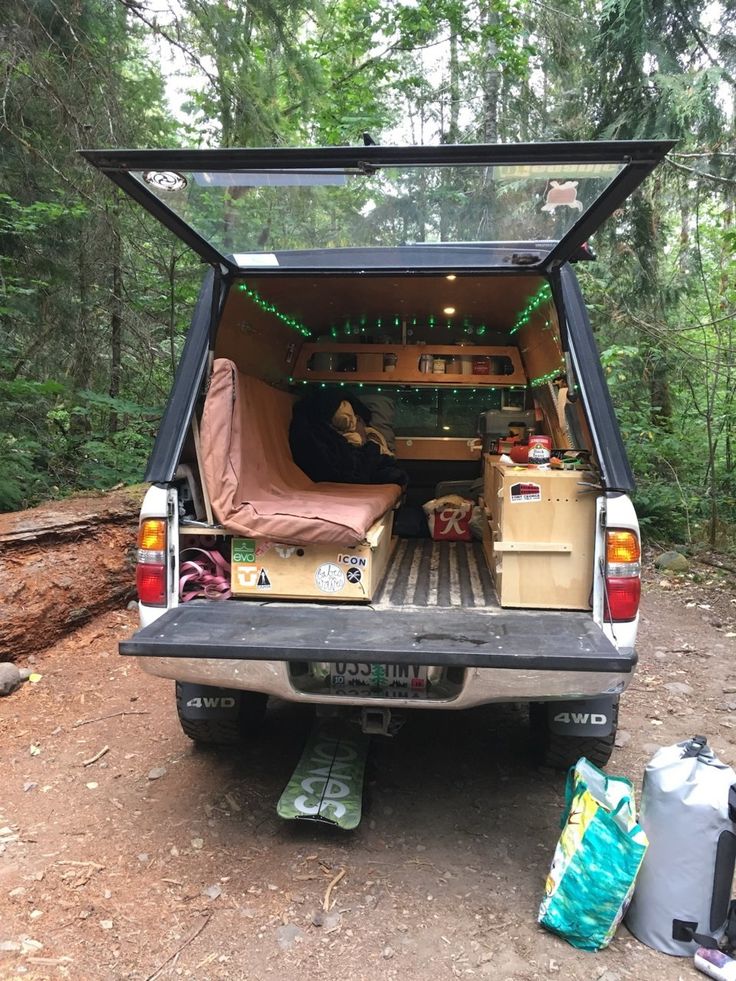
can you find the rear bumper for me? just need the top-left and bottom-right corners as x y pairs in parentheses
(137, 654), (632, 708)
(122, 601), (635, 708)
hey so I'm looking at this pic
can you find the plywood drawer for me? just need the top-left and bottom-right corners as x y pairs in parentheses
(488, 464), (598, 610)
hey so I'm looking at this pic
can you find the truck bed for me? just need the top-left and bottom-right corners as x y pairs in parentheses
(373, 539), (498, 610)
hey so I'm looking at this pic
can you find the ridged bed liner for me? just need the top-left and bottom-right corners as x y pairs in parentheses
(373, 539), (498, 609)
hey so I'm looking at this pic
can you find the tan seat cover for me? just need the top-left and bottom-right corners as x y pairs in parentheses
(200, 359), (401, 545)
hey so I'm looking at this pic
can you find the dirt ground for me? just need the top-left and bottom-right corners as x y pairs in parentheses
(2, 560), (736, 981)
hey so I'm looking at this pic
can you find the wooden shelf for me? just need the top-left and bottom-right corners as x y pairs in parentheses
(293, 343), (526, 387)
(394, 437), (481, 461)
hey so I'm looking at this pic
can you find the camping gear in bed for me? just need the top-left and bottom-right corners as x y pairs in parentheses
(538, 757), (648, 951)
(477, 408), (536, 454)
(289, 386), (407, 488)
(423, 495), (473, 542)
(625, 737), (736, 956)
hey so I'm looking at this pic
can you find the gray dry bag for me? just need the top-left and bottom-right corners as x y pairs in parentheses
(625, 736), (736, 956)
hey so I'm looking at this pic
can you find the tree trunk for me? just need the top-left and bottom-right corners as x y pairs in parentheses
(448, 29), (460, 144)
(440, 25), (461, 241)
(0, 487), (144, 660)
(109, 218), (123, 434)
(73, 226), (93, 393)
(480, 1), (500, 143)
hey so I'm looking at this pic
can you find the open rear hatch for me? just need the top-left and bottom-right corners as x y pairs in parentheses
(80, 141), (674, 273)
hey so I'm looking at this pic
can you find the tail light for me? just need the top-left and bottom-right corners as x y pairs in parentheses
(136, 518), (167, 606)
(604, 529), (640, 622)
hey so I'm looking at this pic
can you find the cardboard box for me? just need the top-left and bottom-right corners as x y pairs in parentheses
(230, 511), (394, 602)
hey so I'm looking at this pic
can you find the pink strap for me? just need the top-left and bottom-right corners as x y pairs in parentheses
(179, 548), (231, 601)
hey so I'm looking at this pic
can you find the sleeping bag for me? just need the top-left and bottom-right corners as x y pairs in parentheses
(289, 389), (408, 488)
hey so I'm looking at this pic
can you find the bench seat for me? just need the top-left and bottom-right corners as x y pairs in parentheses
(200, 359), (401, 546)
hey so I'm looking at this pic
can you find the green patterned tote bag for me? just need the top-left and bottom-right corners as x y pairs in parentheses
(539, 757), (649, 950)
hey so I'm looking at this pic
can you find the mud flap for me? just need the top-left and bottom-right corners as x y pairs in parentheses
(176, 683), (242, 720)
(545, 696), (616, 737)
(277, 720), (370, 830)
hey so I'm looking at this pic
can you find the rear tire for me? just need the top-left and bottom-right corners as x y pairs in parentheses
(529, 699), (619, 770)
(175, 682), (268, 746)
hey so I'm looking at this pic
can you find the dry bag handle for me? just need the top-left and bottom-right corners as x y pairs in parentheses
(673, 902), (736, 953)
(682, 735), (708, 758)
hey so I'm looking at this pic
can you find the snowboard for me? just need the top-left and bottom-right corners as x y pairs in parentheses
(277, 719), (370, 830)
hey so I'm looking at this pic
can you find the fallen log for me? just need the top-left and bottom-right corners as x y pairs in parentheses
(0, 486), (145, 660)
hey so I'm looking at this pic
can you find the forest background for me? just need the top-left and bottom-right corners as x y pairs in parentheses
(1, 0), (734, 546)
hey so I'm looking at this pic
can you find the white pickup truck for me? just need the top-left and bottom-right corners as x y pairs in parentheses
(83, 139), (672, 768)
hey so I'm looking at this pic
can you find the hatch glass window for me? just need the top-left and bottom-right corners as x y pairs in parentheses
(132, 162), (624, 256)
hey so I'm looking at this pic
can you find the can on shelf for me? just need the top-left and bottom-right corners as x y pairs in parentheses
(528, 434), (552, 467)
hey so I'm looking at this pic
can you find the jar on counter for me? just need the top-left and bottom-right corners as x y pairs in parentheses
(383, 353), (397, 373)
(432, 357), (446, 374)
(419, 353), (434, 373)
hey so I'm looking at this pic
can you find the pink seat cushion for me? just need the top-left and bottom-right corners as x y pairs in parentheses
(200, 359), (401, 545)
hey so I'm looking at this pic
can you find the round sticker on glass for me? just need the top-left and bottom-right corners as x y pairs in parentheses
(143, 170), (188, 192)
(314, 563), (345, 593)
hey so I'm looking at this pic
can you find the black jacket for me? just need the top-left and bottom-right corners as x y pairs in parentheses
(289, 389), (407, 487)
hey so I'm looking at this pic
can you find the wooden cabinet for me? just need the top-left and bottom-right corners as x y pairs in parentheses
(482, 457), (599, 610)
(293, 343), (526, 388)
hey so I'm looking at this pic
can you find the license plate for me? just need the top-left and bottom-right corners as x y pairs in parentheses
(330, 662), (428, 696)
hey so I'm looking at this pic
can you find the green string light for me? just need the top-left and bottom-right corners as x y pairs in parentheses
(238, 282), (312, 337)
(509, 283), (553, 337)
(529, 364), (565, 387)
(237, 285), (539, 342)
(317, 315), (502, 337)
(296, 380), (527, 393)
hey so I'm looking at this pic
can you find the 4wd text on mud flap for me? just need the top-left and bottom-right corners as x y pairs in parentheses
(186, 696), (236, 709)
(553, 712), (607, 725)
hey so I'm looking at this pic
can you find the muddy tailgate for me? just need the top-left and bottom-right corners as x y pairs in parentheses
(120, 601), (634, 673)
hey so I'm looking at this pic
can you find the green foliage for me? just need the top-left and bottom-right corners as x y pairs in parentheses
(0, 376), (164, 510)
(0, 0), (199, 511)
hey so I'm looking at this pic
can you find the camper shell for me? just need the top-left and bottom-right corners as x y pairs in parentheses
(82, 140), (674, 766)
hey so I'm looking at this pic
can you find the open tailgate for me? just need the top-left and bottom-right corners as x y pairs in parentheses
(121, 602), (634, 673)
